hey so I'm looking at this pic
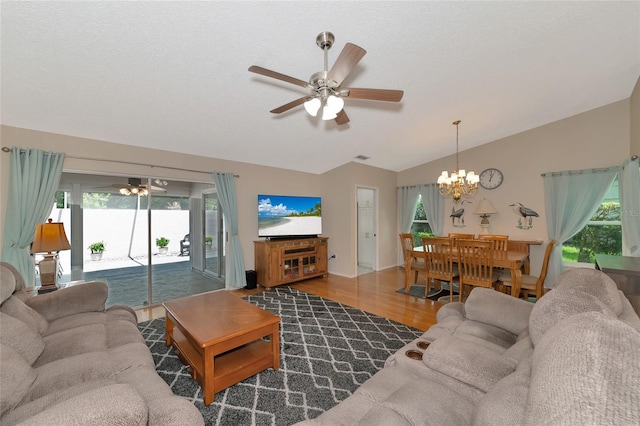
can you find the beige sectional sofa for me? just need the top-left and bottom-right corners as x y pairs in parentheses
(299, 268), (640, 425)
(0, 262), (203, 425)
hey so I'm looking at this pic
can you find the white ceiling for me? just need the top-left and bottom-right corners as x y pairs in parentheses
(2, 1), (639, 174)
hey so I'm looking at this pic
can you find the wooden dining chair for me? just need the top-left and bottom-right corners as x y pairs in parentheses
(448, 233), (475, 249)
(477, 234), (509, 251)
(399, 233), (426, 291)
(499, 240), (556, 300)
(457, 239), (499, 302)
(422, 237), (459, 302)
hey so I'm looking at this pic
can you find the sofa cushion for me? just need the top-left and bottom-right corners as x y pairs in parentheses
(0, 312), (45, 365)
(2, 383), (147, 426)
(44, 311), (106, 336)
(297, 366), (474, 426)
(422, 335), (516, 393)
(27, 352), (115, 403)
(35, 323), (106, 367)
(553, 268), (623, 315)
(454, 320), (517, 351)
(25, 281), (108, 322)
(472, 358), (531, 426)
(618, 291), (640, 331)
(524, 311), (640, 425)
(1, 296), (49, 334)
(528, 287), (615, 346)
(0, 262), (19, 304)
(502, 333), (533, 365)
(464, 287), (533, 335)
(0, 344), (37, 417)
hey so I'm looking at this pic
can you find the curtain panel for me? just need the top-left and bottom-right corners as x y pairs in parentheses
(397, 186), (420, 233)
(620, 155), (640, 256)
(418, 183), (445, 237)
(543, 167), (618, 286)
(2, 147), (65, 286)
(213, 172), (247, 289)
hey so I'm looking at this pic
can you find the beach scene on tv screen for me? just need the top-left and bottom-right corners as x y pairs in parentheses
(258, 195), (322, 236)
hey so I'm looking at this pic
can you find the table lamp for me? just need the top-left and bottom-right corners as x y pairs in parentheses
(473, 199), (498, 234)
(31, 218), (71, 293)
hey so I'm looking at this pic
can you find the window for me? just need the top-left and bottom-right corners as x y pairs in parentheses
(563, 178), (621, 264)
(410, 195), (433, 247)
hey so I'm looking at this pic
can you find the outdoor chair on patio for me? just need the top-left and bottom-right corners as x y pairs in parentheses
(180, 234), (190, 256)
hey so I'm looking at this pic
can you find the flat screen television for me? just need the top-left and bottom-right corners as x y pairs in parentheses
(258, 194), (322, 238)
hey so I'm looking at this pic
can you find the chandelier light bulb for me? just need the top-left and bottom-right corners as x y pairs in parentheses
(304, 97), (321, 116)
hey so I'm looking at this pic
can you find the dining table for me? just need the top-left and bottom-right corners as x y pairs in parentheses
(407, 246), (531, 298)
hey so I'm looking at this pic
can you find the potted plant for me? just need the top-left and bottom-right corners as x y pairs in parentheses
(88, 241), (105, 261)
(156, 237), (170, 255)
(205, 236), (213, 251)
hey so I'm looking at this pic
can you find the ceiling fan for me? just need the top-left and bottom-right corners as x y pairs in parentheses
(248, 31), (404, 125)
(100, 178), (167, 196)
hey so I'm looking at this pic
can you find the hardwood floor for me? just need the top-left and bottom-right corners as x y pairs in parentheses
(135, 266), (441, 331)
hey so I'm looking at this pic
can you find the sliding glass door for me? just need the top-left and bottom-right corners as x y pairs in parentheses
(51, 172), (222, 308)
(203, 190), (225, 279)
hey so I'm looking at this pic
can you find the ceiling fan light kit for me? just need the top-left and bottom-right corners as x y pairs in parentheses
(249, 31), (403, 125)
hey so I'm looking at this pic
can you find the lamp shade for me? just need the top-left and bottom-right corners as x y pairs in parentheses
(304, 97), (321, 116)
(473, 198), (498, 216)
(31, 219), (71, 254)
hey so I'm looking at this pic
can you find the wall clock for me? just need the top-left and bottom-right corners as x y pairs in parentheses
(479, 168), (504, 190)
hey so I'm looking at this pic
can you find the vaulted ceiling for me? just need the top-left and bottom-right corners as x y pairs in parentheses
(2, 1), (639, 174)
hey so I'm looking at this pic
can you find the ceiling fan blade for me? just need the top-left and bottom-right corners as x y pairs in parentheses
(335, 109), (350, 125)
(270, 96), (308, 114)
(249, 65), (310, 89)
(326, 43), (366, 86)
(343, 88), (404, 102)
(141, 184), (167, 192)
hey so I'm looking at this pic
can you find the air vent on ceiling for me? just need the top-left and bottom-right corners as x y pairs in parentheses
(354, 155), (370, 161)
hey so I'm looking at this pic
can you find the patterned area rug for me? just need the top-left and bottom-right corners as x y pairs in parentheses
(396, 283), (459, 301)
(139, 287), (422, 426)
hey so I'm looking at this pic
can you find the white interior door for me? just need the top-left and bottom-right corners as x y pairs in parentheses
(357, 187), (376, 273)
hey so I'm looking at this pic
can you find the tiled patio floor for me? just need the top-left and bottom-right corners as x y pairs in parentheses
(54, 255), (224, 308)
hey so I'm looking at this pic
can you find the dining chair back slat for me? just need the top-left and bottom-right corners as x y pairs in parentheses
(477, 234), (509, 251)
(457, 239), (498, 302)
(448, 233), (476, 249)
(422, 237), (459, 301)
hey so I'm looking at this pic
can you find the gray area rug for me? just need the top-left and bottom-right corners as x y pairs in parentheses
(396, 283), (459, 301)
(139, 287), (422, 425)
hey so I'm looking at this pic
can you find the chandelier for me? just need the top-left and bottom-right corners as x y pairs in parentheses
(437, 120), (478, 201)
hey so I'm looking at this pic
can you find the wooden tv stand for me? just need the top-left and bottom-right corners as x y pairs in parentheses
(254, 237), (328, 288)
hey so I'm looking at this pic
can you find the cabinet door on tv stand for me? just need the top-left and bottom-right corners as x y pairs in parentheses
(316, 240), (328, 275)
(269, 248), (282, 285)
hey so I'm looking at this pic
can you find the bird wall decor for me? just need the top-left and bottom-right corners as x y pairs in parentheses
(451, 201), (470, 227)
(510, 202), (539, 229)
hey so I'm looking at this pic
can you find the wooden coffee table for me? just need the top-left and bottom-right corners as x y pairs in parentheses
(163, 291), (280, 405)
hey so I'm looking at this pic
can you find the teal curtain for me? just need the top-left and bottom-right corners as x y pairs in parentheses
(543, 167), (618, 286)
(620, 155), (640, 256)
(213, 172), (246, 289)
(2, 147), (65, 286)
(419, 183), (445, 236)
(397, 185), (420, 233)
